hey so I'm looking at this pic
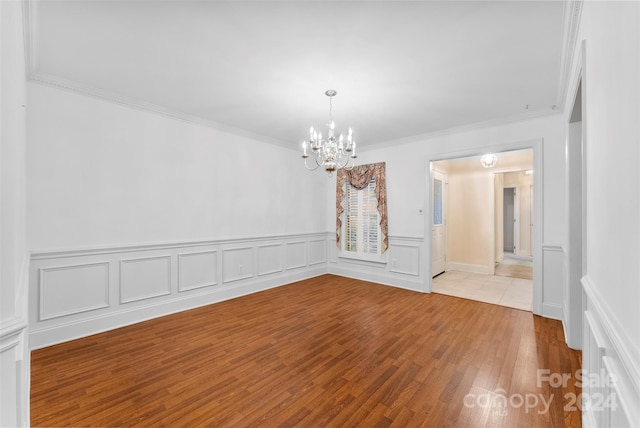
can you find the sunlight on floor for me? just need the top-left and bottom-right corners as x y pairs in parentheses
(432, 270), (533, 311)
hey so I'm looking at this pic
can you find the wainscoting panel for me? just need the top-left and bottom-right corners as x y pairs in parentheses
(308, 239), (327, 266)
(178, 251), (217, 292)
(257, 244), (283, 276)
(285, 241), (306, 270)
(29, 233), (328, 349)
(328, 236), (425, 292)
(120, 256), (171, 303)
(583, 277), (639, 428)
(389, 244), (420, 276)
(222, 247), (254, 283)
(39, 262), (109, 320)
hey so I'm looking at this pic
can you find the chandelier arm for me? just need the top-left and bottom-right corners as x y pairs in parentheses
(303, 156), (321, 171)
(336, 154), (353, 170)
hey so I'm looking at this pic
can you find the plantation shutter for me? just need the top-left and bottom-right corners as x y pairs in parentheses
(344, 176), (379, 255)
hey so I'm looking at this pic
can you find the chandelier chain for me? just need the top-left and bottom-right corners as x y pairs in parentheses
(329, 95), (333, 124)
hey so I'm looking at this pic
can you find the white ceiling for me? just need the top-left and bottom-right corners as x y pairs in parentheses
(29, 1), (566, 149)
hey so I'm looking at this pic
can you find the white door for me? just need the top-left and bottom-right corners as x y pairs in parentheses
(432, 170), (447, 276)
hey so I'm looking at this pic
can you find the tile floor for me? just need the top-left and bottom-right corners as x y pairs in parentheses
(432, 270), (533, 311)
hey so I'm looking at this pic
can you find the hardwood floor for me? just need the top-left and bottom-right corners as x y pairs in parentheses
(31, 274), (581, 427)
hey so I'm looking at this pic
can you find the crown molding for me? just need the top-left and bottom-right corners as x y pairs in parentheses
(363, 108), (562, 151)
(556, 0), (583, 113)
(28, 73), (295, 149)
(18, 0), (277, 150)
(21, 2), (297, 150)
(21, 0), (571, 155)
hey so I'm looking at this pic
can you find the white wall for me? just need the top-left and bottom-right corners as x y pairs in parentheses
(446, 163), (493, 271)
(336, 115), (565, 243)
(328, 114), (566, 319)
(0, 1), (30, 426)
(27, 84), (327, 250)
(26, 83), (330, 348)
(566, 2), (640, 426)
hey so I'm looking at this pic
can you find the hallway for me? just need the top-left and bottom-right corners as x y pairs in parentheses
(432, 270), (532, 311)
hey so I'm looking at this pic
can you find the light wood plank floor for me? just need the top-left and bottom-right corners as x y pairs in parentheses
(31, 274), (581, 427)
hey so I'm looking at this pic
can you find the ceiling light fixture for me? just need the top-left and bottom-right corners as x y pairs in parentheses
(302, 89), (357, 176)
(480, 153), (497, 168)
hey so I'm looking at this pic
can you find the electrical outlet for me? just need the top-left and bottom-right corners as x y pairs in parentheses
(238, 264), (243, 274)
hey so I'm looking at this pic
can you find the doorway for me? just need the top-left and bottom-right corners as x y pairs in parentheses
(429, 149), (535, 311)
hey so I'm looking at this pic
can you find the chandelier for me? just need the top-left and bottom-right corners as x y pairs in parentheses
(302, 89), (357, 176)
(480, 153), (497, 168)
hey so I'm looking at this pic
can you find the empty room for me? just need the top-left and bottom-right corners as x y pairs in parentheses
(1, 1), (639, 427)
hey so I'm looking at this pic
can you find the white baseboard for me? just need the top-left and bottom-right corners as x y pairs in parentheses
(445, 262), (492, 275)
(328, 265), (425, 293)
(542, 302), (563, 321)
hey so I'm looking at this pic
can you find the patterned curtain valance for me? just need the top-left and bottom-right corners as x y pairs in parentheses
(336, 162), (388, 253)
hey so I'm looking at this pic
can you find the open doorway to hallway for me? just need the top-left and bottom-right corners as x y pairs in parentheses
(430, 149), (534, 311)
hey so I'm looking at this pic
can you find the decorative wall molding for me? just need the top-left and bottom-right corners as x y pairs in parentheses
(29, 233), (328, 349)
(389, 244), (421, 276)
(307, 239), (327, 266)
(557, 0), (584, 112)
(30, 232), (327, 260)
(26, 74), (292, 150)
(329, 236), (425, 292)
(365, 110), (561, 152)
(39, 262), (110, 320)
(178, 250), (217, 292)
(0, 317), (27, 353)
(257, 244), (283, 276)
(285, 241), (306, 270)
(120, 256), (172, 303)
(582, 275), (640, 427)
(222, 247), (254, 283)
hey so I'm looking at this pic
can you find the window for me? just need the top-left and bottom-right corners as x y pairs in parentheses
(335, 162), (388, 258)
(343, 176), (381, 258)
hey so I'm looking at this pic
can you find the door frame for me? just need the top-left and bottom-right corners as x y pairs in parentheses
(431, 168), (447, 276)
(565, 43), (586, 350)
(424, 138), (543, 316)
